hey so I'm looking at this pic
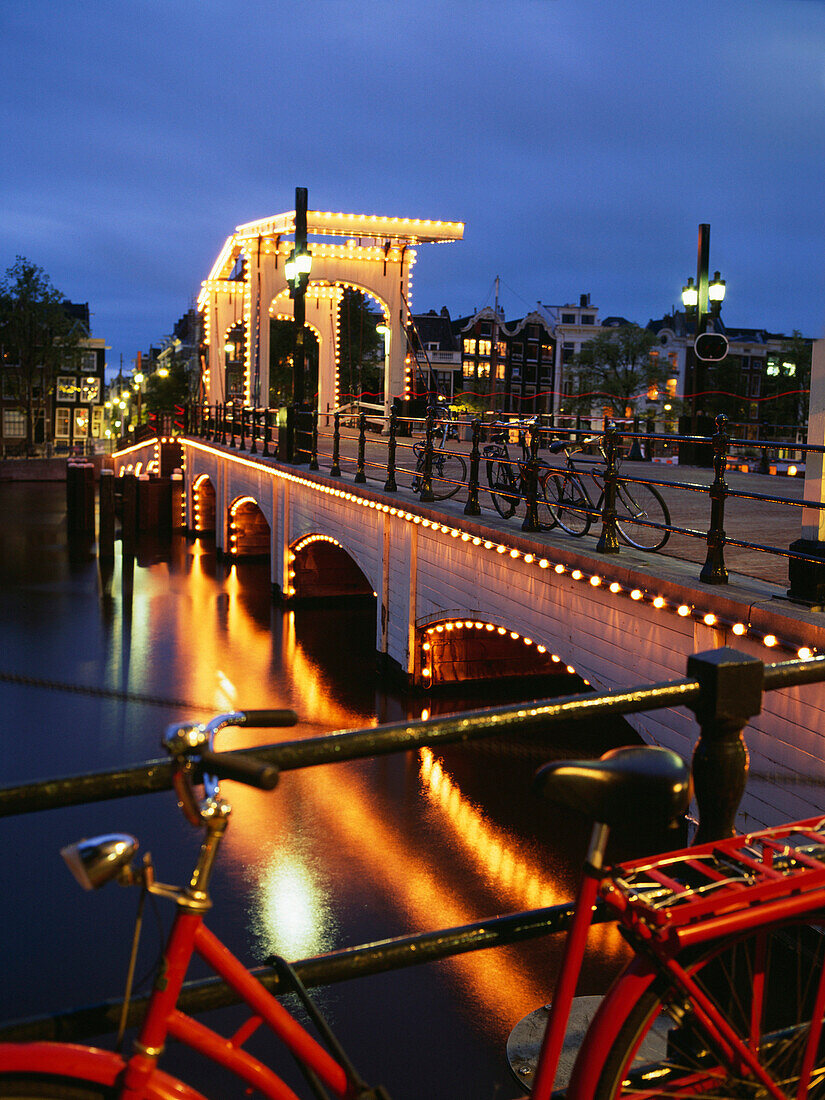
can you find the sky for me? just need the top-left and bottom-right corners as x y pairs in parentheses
(1, 0), (824, 377)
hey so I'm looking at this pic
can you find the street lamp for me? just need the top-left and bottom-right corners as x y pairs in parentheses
(133, 371), (144, 426)
(680, 225), (727, 436)
(285, 188), (312, 409)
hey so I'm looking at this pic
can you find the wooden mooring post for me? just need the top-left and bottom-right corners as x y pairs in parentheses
(98, 469), (115, 560)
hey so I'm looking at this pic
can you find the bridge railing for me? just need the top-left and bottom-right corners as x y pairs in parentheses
(186, 404), (825, 591)
(0, 646), (822, 1043)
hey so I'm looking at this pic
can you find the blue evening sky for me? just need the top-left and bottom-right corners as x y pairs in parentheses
(1, 0), (824, 373)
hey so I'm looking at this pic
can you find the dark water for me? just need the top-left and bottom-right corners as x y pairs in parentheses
(0, 482), (646, 1099)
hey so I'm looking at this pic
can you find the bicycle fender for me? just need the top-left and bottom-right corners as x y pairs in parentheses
(565, 957), (658, 1100)
(0, 1042), (207, 1099)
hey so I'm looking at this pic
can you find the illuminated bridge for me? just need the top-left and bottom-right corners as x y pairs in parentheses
(113, 435), (825, 832)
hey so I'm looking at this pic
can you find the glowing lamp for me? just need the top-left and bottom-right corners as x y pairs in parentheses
(681, 277), (698, 310)
(708, 271), (726, 304)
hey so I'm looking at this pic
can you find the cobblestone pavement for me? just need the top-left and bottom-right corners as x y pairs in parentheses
(318, 428), (806, 588)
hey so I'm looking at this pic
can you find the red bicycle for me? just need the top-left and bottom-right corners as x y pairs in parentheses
(2, 712), (825, 1098)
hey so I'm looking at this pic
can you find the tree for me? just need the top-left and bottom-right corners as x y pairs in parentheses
(268, 319), (318, 406)
(0, 256), (80, 451)
(143, 359), (191, 418)
(760, 331), (812, 437)
(572, 324), (662, 418)
(337, 289), (382, 402)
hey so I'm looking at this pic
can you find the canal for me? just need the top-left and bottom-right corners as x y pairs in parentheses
(0, 480), (651, 1098)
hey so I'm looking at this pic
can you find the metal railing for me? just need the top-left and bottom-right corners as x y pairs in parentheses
(183, 403), (825, 588)
(0, 647), (821, 1043)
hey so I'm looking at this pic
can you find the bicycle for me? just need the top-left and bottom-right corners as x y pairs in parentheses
(483, 420), (557, 529)
(409, 409), (467, 501)
(5, 714), (825, 1098)
(545, 435), (671, 551)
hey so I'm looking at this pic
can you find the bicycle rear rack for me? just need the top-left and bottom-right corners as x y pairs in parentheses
(605, 815), (825, 945)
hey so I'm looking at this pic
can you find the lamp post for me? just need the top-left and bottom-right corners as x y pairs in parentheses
(284, 187), (312, 463)
(680, 225), (726, 464)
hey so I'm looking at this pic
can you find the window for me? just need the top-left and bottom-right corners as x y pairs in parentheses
(497, 342), (507, 358)
(563, 342), (575, 360)
(512, 343), (523, 358)
(1, 373), (18, 399)
(526, 343), (538, 361)
(463, 338), (476, 354)
(478, 339), (491, 356)
(464, 360), (476, 378)
(480, 322), (492, 336)
(91, 407), (104, 437)
(581, 315), (595, 325)
(766, 357), (780, 377)
(496, 362), (505, 380)
(666, 377), (677, 398)
(80, 377), (100, 403)
(57, 376), (78, 402)
(561, 313), (575, 324)
(783, 361), (797, 377)
(74, 408), (89, 438)
(55, 407), (71, 438)
(647, 383), (659, 401)
(749, 403), (758, 420)
(81, 351), (97, 373)
(477, 362), (490, 378)
(751, 376), (761, 396)
(2, 409), (25, 437)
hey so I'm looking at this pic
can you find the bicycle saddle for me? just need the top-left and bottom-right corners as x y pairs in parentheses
(534, 746), (690, 829)
(548, 440), (568, 454)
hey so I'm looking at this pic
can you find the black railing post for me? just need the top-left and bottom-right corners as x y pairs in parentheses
(228, 404), (237, 448)
(464, 418), (482, 516)
(687, 648), (763, 843)
(262, 409), (272, 457)
(309, 410), (319, 471)
(218, 403), (226, 445)
(250, 409), (258, 454)
(521, 421), (541, 532)
(354, 412), (367, 483)
(384, 405), (398, 491)
(700, 413), (730, 585)
(331, 411), (341, 477)
(239, 407), (248, 451)
(419, 407), (435, 503)
(596, 419), (621, 554)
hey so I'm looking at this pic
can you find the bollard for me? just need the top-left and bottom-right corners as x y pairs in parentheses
(98, 469), (115, 560)
(170, 472), (184, 531)
(596, 420), (621, 554)
(384, 406), (398, 491)
(700, 413), (730, 585)
(121, 472), (137, 555)
(354, 412), (367, 484)
(419, 407), (435, 503)
(69, 463), (95, 537)
(687, 647), (763, 844)
(521, 421), (541, 532)
(331, 411), (342, 477)
(464, 418), (482, 516)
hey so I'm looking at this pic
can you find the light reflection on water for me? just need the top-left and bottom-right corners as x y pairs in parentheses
(0, 482), (646, 1099)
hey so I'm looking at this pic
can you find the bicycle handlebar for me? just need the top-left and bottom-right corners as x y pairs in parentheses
(165, 708), (298, 823)
(198, 747), (280, 790)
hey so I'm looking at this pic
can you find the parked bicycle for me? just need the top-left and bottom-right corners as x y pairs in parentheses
(546, 434), (671, 551)
(484, 419), (557, 529)
(409, 407), (467, 500)
(7, 697), (825, 1098)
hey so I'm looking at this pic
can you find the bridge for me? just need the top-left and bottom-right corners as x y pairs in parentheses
(112, 431), (825, 832)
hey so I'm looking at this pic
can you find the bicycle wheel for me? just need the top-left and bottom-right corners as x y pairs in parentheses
(486, 460), (518, 518)
(594, 918), (825, 1099)
(546, 473), (592, 536)
(536, 470), (558, 530)
(614, 481), (671, 552)
(0, 1076), (113, 1097)
(430, 451), (467, 501)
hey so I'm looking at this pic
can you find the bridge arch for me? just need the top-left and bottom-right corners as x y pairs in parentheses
(287, 533), (375, 601)
(228, 495), (270, 559)
(191, 473), (216, 535)
(414, 615), (590, 691)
